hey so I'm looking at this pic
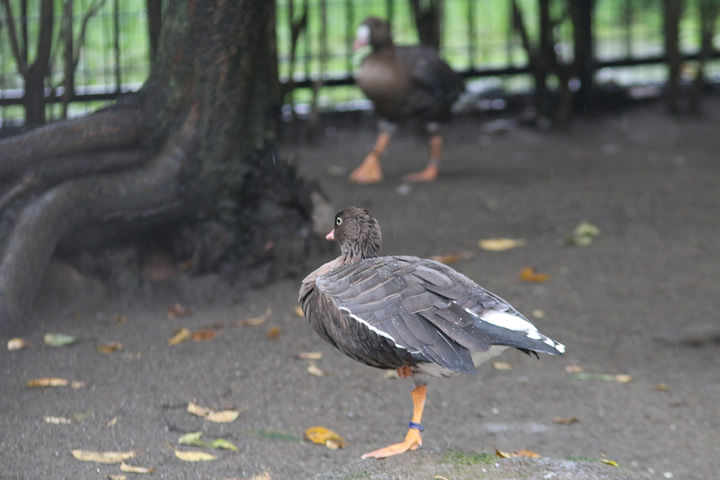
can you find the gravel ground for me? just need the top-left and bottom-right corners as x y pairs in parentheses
(1, 99), (719, 479)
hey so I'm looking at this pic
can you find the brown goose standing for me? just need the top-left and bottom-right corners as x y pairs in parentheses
(350, 17), (464, 184)
(299, 207), (565, 459)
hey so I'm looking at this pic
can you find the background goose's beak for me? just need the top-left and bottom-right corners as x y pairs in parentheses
(326, 229), (335, 241)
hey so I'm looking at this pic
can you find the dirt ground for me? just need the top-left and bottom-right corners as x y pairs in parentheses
(2, 99), (719, 480)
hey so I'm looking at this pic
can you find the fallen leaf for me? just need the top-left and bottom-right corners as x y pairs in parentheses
(553, 416), (580, 425)
(73, 409), (94, 421)
(531, 309), (545, 318)
(71, 449), (135, 463)
(430, 253), (462, 264)
(114, 314), (128, 324)
(519, 266), (550, 283)
(168, 303), (191, 319)
(304, 426), (346, 449)
(516, 449), (541, 458)
(187, 401), (212, 417)
(71, 380), (86, 389)
(120, 461), (154, 474)
(478, 238), (527, 251)
(568, 221), (600, 246)
(307, 362), (326, 376)
(569, 372), (632, 383)
(107, 417), (118, 427)
(174, 449), (216, 462)
(169, 327), (191, 345)
(191, 330), (216, 341)
(266, 326), (281, 340)
(494, 447), (512, 458)
(107, 475), (127, 480)
(615, 374), (633, 383)
(97, 342), (124, 354)
(294, 306), (305, 317)
(44, 333), (77, 347)
(298, 351), (323, 360)
(601, 459), (619, 467)
(492, 361), (513, 370)
(44, 416), (72, 424)
(178, 432), (207, 447)
(234, 307), (273, 327)
(247, 472), (272, 480)
(655, 383), (669, 391)
(209, 438), (238, 451)
(27, 377), (69, 388)
(207, 410), (241, 423)
(7, 337), (28, 351)
(564, 365), (584, 373)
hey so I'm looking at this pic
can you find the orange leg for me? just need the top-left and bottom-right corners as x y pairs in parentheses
(350, 132), (391, 184)
(361, 384), (427, 459)
(402, 134), (442, 183)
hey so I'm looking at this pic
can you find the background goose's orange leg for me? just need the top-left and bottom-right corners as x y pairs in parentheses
(402, 134), (442, 182)
(361, 384), (427, 459)
(350, 132), (391, 184)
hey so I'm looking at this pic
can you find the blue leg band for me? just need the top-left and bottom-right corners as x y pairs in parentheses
(408, 422), (424, 432)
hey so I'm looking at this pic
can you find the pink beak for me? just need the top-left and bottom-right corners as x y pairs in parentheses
(326, 229), (335, 241)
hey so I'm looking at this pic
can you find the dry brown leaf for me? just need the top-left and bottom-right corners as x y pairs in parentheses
(27, 377), (68, 388)
(168, 303), (191, 319)
(553, 416), (580, 425)
(304, 426), (346, 449)
(307, 362), (326, 377)
(234, 307), (273, 327)
(173, 449), (216, 462)
(206, 410), (240, 423)
(97, 342), (124, 354)
(120, 461), (154, 473)
(479, 238), (527, 251)
(266, 326), (281, 340)
(191, 330), (216, 341)
(44, 416), (72, 424)
(515, 449), (541, 458)
(298, 351), (323, 360)
(7, 337), (28, 351)
(293, 306), (305, 317)
(114, 314), (128, 324)
(169, 327), (191, 345)
(71, 449), (136, 463)
(519, 266), (550, 283)
(492, 361), (513, 370)
(494, 447), (512, 458)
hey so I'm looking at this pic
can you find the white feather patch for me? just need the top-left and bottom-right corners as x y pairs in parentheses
(338, 307), (406, 350)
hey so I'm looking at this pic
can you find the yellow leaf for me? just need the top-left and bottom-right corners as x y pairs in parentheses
(516, 449), (541, 458)
(70, 380), (86, 389)
(7, 337), (28, 351)
(71, 449), (135, 463)
(601, 459), (619, 467)
(234, 307), (272, 327)
(478, 238), (526, 251)
(615, 374), (633, 383)
(307, 362), (326, 377)
(107, 417), (118, 427)
(304, 426), (346, 449)
(44, 416), (72, 424)
(27, 377), (68, 388)
(174, 449), (216, 462)
(120, 461), (154, 473)
(494, 447), (513, 458)
(191, 329), (216, 341)
(298, 351), (323, 360)
(655, 383), (669, 391)
(187, 401), (212, 417)
(168, 327), (191, 345)
(430, 253), (461, 264)
(97, 342), (124, 354)
(247, 472), (272, 480)
(107, 475), (127, 480)
(294, 305), (305, 317)
(266, 326), (281, 340)
(519, 266), (550, 283)
(492, 361), (513, 370)
(206, 410), (240, 423)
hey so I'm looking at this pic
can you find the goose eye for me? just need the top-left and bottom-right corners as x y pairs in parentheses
(335, 217), (343, 226)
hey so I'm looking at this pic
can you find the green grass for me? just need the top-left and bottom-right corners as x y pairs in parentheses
(440, 449), (496, 466)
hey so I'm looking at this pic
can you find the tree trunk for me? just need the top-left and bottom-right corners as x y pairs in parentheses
(663, 0), (684, 113)
(0, 0), (317, 333)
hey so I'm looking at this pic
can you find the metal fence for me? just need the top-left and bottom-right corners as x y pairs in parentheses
(1, 0), (719, 127)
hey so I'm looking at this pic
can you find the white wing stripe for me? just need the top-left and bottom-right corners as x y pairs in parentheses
(338, 307), (407, 350)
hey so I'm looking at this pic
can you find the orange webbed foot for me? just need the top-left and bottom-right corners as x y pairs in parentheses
(361, 427), (423, 459)
(349, 152), (383, 184)
(402, 164), (438, 183)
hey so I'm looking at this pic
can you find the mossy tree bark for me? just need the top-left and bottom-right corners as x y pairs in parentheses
(0, 0), (315, 332)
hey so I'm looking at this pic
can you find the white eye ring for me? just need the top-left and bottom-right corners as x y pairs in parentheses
(336, 217), (343, 226)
